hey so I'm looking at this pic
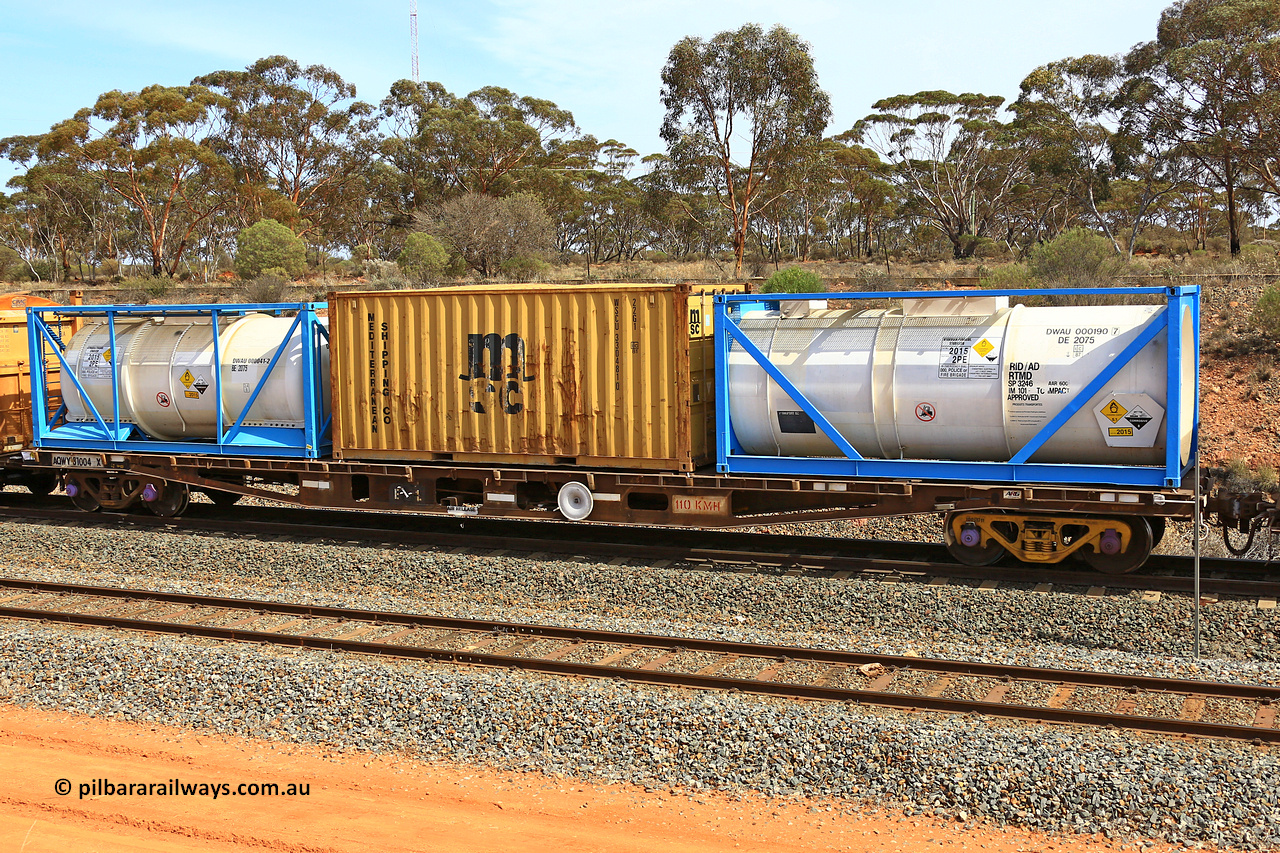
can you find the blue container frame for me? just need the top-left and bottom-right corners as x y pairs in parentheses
(28, 302), (331, 459)
(713, 286), (1200, 488)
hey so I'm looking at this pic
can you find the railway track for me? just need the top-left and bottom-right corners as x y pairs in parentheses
(0, 499), (1277, 601)
(1, 578), (1277, 744)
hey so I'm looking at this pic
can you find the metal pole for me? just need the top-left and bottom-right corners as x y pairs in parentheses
(1193, 451), (1201, 659)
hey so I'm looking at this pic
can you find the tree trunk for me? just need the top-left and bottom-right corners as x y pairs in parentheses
(1224, 154), (1241, 257)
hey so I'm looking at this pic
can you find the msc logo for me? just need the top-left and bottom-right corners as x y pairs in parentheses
(458, 333), (535, 414)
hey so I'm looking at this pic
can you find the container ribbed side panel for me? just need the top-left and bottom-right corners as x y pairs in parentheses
(331, 284), (699, 470)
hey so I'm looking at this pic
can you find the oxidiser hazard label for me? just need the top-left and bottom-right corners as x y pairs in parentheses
(938, 336), (1000, 380)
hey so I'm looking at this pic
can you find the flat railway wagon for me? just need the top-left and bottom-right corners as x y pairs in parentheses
(13, 282), (1236, 573)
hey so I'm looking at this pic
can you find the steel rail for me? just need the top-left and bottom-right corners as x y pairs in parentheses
(0, 502), (1276, 599)
(2, 579), (1278, 743)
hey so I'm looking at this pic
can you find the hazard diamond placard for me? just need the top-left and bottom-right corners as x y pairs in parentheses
(1099, 399), (1128, 423)
(1094, 393), (1163, 449)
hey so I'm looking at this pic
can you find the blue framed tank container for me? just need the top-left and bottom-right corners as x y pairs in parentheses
(713, 286), (1199, 489)
(27, 302), (330, 459)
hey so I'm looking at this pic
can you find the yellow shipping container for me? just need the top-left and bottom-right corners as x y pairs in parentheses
(0, 292), (77, 451)
(330, 283), (737, 471)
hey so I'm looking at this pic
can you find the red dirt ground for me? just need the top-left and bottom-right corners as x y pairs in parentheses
(0, 704), (1214, 853)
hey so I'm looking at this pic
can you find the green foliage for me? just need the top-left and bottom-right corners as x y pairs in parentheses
(855, 90), (1020, 260)
(426, 192), (554, 277)
(1026, 228), (1127, 288)
(499, 255), (550, 283)
(444, 255), (469, 279)
(397, 232), (449, 284)
(13, 259), (56, 282)
(116, 276), (173, 303)
(1253, 284), (1280, 337)
(380, 80), (577, 198)
(761, 267), (825, 293)
(1221, 456), (1280, 496)
(239, 269), (291, 303)
(979, 263), (1039, 289)
(660, 24), (831, 277)
(235, 219), (306, 280)
(0, 246), (20, 280)
(195, 55), (370, 238)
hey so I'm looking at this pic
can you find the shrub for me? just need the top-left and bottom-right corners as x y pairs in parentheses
(235, 219), (305, 280)
(849, 266), (894, 292)
(499, 255), (550, 283)
(1220, 456), (1279, 495)
(1253, 285), (1280, 338)
(116, 276), (173, 304)
(363, 259), (400, 281)
(979, 263), (1038, 289)
(239, 269), (291, 303)
(1026, 228), (1127, 289)
(397, 232), (449, 285)
(761, 267), (824, 293)
(423, 192), (554, 277)
(13, 259), (56, 282)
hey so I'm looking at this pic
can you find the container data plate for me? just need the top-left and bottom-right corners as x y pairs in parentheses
(51, 453), (105, 469)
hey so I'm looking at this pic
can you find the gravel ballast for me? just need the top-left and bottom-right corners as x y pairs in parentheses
(2, 519), (1279, 848)
(0, 624), (1277, 850)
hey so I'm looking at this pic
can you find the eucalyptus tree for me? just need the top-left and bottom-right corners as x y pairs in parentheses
(377, 79), (462, 215)
(636, 155), (725, 260)
(195, 55), (377, 241)
(659, 23), (831, 277)
(1123, 0), (1280, 255)
(0, 189), (51, 279)
(0, 133), (121, 279)
(853, 91), (1031, 259)
(826, 136), (897, 259)
(1013, 55), (1129, 251)
(556, 139), (650, 267)
(385, 81), (580, 199)
(4, 84), (235, 277)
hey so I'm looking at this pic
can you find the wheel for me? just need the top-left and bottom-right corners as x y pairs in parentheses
(556, 481), (594, 521)
(144, 482), (190, 518)
(205, 489), (242, 507)
(65, 475), (101, 513)
(1082, 517), (1153, 574)
(1147, 516), (1167, 549)
(22, 472), (58, 496)
(943, 514), (1006, 566)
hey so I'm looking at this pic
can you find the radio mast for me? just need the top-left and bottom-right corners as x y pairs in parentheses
(410, 0), (420, 83)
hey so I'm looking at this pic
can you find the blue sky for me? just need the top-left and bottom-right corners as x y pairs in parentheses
(3, 0), (1173, 185)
